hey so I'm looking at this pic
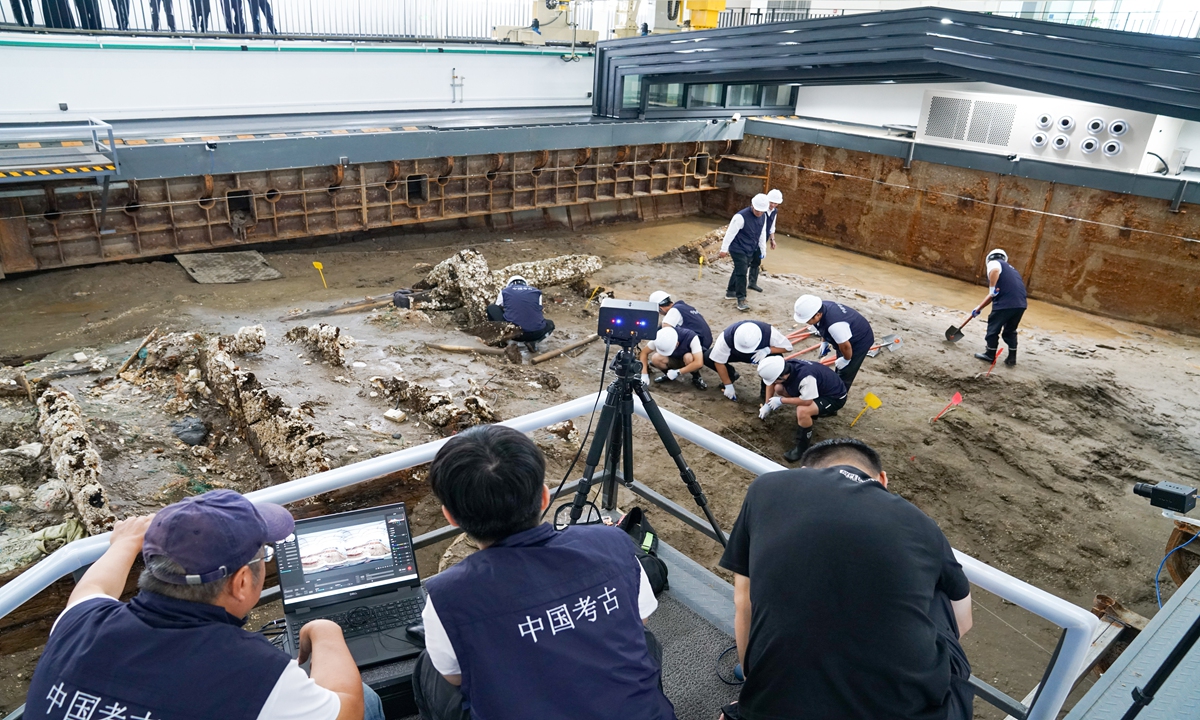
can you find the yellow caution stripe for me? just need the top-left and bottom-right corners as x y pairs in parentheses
(3, 164), (116, 178)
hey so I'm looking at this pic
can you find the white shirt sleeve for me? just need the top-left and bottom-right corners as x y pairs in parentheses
(768, 212), (777, 236)
(256, 660), (341, 720)
(720, 215), (744, 253)
(797, 375), (819, 401)
(662, 307), (682, 327)
(50, 594), (117, 636)
(687, 336), (703, 356)
(495, 290), (504, 306)
(708, 333), (732, 364)
(828, 321), (853, 345)
(986, 259), (1002, 276)
(637, 564), (658, 620)
(769, 327), (794, 351)
(421, 596), (461, 677)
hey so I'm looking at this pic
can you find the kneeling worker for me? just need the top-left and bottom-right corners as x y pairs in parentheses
(709, 320), (793, 401)
(757, 355), (847, 462)
(649, 290), (713, 351)
(413, 424), (675, 720)
(486, 275), (555, 352)
(793, 294), (874, 390)
(971, 248), (1027, 366)
(641, 326), (709, 390)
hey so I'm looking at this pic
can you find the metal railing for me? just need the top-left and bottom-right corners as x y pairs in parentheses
(0, 392), (1097, 720)
(718, 6), (1200, 39)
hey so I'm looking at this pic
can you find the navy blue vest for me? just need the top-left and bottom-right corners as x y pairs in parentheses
(782, 359), (847, 400)
(765, 209), (777, 237)
(729, 207), (765, 256)
(666, 326), (700, 360)
(814, 301), (875, 359)
(720, 320), (773, 364)
(501, 283), (547, 333)
(425, 524), (674, 720)
(26, 591), (289, 720)
(991, 260), (1028, 311)
(671, 300), (713, 349)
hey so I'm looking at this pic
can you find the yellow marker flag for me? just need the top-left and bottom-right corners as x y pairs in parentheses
(698, 255), (705, 280)
(312, 261), (328, 289)
(849, 392), (882, 428)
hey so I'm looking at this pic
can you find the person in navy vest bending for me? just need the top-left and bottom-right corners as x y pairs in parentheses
(486, 275), (556, 352)
(756, 355), (848, 462)
(25, 489), (383, 720)
(412, 425), (676, 720)
(708, 320), (794, 402)
(719, 194), (770, 311)
(640, 326), (710, 391)
(793, 294), (875, 391)
(649, 290), (713, 351)
(971, 248), (1027, 367)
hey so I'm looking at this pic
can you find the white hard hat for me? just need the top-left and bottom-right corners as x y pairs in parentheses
(751, 194), (770, 212)
(793, 294), (823, 324)
(653, 327), (678, 356)
(767, 189), (783, 204)
(758, 356), (785, 385)
(507, 275), (528, 286)
(648, 291), (671, 306)
(987, 248), (1008, 262)
(733, 322), (764, 353)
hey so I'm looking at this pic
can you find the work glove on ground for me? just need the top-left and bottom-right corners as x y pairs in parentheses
(640, 373), (650, 386)
(723, 385), (738, 401)
(835, 356), (850, 371)
(666, 369), (680, 381)
(751, 347), (770, 364)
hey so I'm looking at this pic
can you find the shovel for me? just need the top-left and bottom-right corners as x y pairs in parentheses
(784, 342), (823, 361)
(849, 392), (882, 428)
(930, 392), (962, 424)
(819, 334), (903, 366)
(945, 314), (974, 342)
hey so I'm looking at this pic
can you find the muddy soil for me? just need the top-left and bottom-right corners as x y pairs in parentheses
(3, 217), (1200, 718)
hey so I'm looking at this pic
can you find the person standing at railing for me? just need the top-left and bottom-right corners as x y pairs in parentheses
(73, 0), (100, 29)
(40, 0), (74, 28)
(248, 0), (274, 34)
(188, 0), (209, 32)
(9, 0), (35, 26)
(110, 0), (129, 29)
(221, 0), (245, 34)
(150, 0), (176, 31)
(717, 439), (974, 720)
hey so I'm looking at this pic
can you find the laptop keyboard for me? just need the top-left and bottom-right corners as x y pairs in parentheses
(291, 595), (425, 646)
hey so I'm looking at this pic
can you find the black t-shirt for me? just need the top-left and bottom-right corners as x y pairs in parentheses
(719, 466), (970, 720)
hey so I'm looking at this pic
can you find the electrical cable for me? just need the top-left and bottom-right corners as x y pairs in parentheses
(542, 336), (612, 520)
(1155, 530), (1199, 608)
(1146, 151), (1170, 176)
(716, 644), (744, 685)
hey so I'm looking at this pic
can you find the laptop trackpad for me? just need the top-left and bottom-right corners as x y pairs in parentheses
(380, 628), (417, 650)
(348, 637), (380, 663)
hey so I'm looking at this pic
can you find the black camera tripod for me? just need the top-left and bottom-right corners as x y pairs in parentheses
(566, 341), (726, 546)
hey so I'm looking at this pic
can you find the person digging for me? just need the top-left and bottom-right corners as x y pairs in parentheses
(640, 326), (710, 391)
(971, 248), (1027, 367)
(757, 355), (848, 462)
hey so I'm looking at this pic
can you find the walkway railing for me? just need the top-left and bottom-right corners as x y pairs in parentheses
(0, 392), (1097, 720)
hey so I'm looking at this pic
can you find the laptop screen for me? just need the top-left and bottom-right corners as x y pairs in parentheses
(275, 502), (419, 608)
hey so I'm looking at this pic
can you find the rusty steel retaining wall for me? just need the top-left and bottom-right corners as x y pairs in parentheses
(0, 142), (726, 274)
(712, 135), (1200, 336)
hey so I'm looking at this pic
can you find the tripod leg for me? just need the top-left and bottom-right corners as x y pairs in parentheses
(600, 402), (625, 513)
(633, 383), (727, 546)
(569, 388), (621, 525)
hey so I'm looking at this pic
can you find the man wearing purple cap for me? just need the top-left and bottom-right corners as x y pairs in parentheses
(25, 489), (382, 720)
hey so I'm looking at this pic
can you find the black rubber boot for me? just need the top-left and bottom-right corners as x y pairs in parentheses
(974, 347), (998, 363)
(691, 373), (708, 390)
(1005, 348), (1017, 366)
(783, 426), (813, 463)
(748, 284), (764, 293)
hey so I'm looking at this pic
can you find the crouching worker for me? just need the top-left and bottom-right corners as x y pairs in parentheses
(486, 275), (556, 352)
(757, 355), (847, 462)
(25, 489), (379, 720)
(641, 326), (710, 390)
(413, 424), (676, 720)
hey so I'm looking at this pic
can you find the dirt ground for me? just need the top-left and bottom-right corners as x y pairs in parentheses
(2, 216), (1200, 718)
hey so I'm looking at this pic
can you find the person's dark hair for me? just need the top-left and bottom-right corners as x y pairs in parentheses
(138, 550), (263, 604)
(429, 424), (546, 543)
(799, 438), (883, 477)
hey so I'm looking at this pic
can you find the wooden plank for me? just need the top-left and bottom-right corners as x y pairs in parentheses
(1003, 618), (1126, 720)
(0, 198), (38, 273)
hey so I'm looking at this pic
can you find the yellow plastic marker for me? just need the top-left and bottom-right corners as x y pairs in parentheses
(698, 255), (705, 280)
(312, 261), (328, 289)
(849, 392), (882, 428)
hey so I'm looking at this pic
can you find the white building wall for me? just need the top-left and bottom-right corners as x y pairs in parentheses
(793, 82), (1050, 128)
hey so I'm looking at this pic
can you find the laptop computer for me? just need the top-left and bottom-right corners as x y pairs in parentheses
(275, 502), (426, 668)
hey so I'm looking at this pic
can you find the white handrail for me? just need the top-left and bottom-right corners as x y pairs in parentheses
(0, 391), (1096, 720)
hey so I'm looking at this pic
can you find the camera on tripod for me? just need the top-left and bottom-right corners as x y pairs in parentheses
(598, 299), (659, 345)
(1134, 481), (1196, 514)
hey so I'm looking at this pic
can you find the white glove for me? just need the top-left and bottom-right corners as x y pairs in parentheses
(835, 356), (850, 371)
(819, 342), (831, 358)
(666, 369), (680, 381)
(723, 384), (738, 401)
(640, 373), (650, 386)
(751, 347), (770, 364)
(758, 396), (783, 419)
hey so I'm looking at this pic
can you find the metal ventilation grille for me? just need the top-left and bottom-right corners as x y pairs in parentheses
(966, 100), (1018, 146)
(926, 96), (971, 140)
